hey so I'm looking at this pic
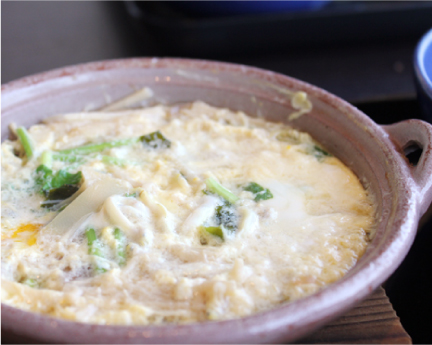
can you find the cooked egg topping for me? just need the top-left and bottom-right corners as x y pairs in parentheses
(1, 101), (375, 325)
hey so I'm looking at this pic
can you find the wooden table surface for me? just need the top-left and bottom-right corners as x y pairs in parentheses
(298, 287), (411, 344)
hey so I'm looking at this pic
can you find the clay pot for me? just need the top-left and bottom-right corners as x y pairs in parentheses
(2, 58), (432, 344)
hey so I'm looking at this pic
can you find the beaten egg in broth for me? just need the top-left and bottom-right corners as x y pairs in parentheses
(1, 101), (375, 325)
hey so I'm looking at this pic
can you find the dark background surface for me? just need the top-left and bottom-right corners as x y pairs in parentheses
(3, 0), (430, 104)
(2, 1), (432, 343)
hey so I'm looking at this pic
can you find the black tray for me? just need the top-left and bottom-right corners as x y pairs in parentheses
(125, 1), (432, 58)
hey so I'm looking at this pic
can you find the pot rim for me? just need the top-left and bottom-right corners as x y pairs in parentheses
(1, 57), (431, 344)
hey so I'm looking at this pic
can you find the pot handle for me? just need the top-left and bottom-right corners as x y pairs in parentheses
(383, 119), (432, 216)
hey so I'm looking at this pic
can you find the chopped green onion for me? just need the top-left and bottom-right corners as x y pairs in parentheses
(101, 155), (130, 167)
(56, 131), (171, 156)
(114, 227), (127, 266)
(21, 278), (38, 288)
(16, 127), (35, 159)
(85, 228), (107, 274)
(85, 228), (103, 257)
(40, 151), (53, 168)
(205, 177), (239, 204)
(200, 225), (224, 240)
(52, 153), (85, 164)
(86, 227), (97, 246)
(59, 137), (139, 155)
(95, 266), (107, 274)
(124, 192), (138, 198)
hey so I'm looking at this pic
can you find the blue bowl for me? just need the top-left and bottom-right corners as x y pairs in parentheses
(414, 28), (432, 123)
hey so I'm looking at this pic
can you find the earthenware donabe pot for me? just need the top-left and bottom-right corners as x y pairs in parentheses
(2, 58), (432, 344)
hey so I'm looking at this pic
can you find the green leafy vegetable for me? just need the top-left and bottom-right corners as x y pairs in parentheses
(114, 228), (127, 266)
(35, 165), (53, 191)
(40, 186), (80, 210)
(201, 180), (239, 243)
(16, 127), (35, 159)
(36, 165), (82, 194)
(140, 131), (171, 149)
(35, 165), (82, 209)
(41, 185), (80, 208)
(215, 201), (238, 231)
(199, 200), (239, 245)
(50, 169), (82, 189)
(243, 182), (273, 202)
(243, 182), (263, 194)
(205, 177), (239, 204)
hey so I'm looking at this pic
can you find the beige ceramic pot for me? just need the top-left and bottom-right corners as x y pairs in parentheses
(2, 58), (432, 344)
